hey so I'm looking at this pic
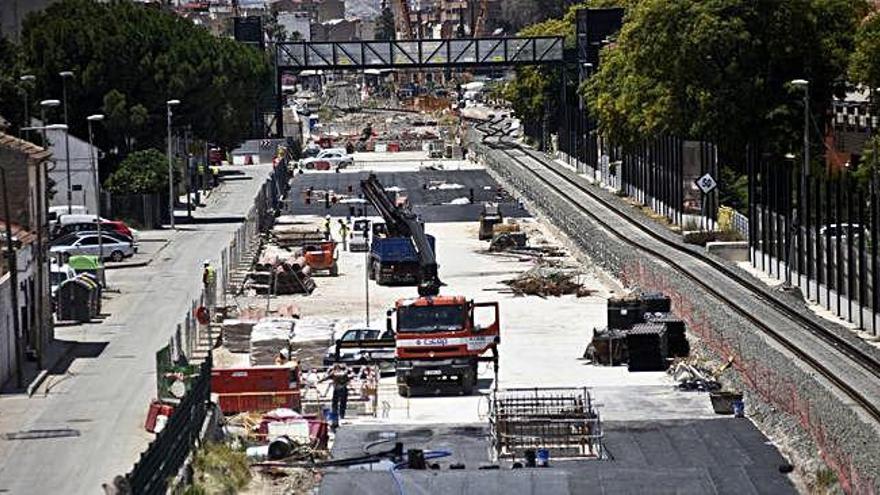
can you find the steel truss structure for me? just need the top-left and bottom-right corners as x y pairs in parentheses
(276, 36), (565, 71)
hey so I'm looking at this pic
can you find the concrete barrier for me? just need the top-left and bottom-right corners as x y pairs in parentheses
(706, 241), (749, 262)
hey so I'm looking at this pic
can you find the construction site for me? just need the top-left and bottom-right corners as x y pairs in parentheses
(190, 131), (799, 493)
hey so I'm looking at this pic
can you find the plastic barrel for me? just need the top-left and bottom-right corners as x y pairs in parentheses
(536, 449), (550, 467)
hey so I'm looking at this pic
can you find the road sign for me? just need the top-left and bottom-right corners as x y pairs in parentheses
(696, 173), (717, 195)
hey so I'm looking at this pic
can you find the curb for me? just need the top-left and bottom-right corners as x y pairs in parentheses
(105, 259), (152, 270)
(27, 370), (49, 397)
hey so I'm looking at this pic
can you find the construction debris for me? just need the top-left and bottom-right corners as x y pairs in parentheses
(489, 232), (527, 252)
(502, 264), (593, 297)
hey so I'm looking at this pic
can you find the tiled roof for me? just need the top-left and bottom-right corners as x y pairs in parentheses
(0, 220), (36, 246)
(0, 132), (52, 163)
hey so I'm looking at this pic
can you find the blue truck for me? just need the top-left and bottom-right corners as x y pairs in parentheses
(368, 235), (437, 286)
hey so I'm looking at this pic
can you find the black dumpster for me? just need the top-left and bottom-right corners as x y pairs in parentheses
(56, 278), (95, 322)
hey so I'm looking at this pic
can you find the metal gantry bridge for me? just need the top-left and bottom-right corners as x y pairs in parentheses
(275, 36), (565, 71)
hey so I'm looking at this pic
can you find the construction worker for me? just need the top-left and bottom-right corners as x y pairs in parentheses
(321, 362), (352, 428)
(338, 219), (350, 251)
(202, 260), (216, 316)
(324, 214), (332, 240)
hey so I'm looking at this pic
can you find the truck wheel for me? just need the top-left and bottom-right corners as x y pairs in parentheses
(330, 262), (339, 276)
(398, 385), (411, 397)
(368, 262), (376, 280)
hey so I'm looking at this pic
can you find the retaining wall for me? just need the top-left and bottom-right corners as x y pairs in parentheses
(477, 143), (880, 494)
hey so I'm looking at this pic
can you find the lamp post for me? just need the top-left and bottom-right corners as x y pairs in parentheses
(166, 99), (181, 229)
(39, 100), (60, 144)
(59, 70), (75, 214)
(87, 114), (104, 260)
(790, 79), (809, 291)
(18, 75), (35, 139)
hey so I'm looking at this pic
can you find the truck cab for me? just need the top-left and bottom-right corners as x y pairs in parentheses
(389, 296), (499, 396)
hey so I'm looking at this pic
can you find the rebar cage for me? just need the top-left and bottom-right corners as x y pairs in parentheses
(488, 387), (605, 461)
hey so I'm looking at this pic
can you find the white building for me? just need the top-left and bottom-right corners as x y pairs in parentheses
(42, 124), (101, 216)
(278, 11), (312, 41)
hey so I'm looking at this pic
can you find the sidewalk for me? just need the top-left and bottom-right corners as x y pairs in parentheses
(0, 164), (274, 495)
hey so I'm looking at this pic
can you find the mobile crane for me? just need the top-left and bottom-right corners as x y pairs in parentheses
(352, 174), (500, 396)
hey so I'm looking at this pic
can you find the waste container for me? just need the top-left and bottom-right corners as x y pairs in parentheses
(77, 274), (101, 316)
(68, 255), (105, 287)
(56, 278), (94, 322)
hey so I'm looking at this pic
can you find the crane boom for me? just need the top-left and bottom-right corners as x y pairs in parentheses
(361, 174), (441, 296)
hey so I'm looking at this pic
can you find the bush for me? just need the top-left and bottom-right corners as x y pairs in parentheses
(104, 149), (173, 195)
(184, 442), (251, 495)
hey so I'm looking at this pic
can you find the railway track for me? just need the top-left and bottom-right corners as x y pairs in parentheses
(474, 125), (880, 424)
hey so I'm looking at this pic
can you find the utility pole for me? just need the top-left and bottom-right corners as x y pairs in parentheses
(166, 99), (180, 229)
(60, 70), (75, 214)
(2, 168), (24, 389)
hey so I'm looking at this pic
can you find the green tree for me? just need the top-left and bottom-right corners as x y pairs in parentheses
(500, 1), (631, 147)
(20, 0), (271, 160)
(376, 5), (396, 40)
(0, 36), (28, 134)
(104, 149), (175, 195)
(585, 0), (868, 158)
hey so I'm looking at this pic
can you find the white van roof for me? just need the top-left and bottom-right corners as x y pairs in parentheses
(49, 205), (88, 214)
(58, 213), (102, 225)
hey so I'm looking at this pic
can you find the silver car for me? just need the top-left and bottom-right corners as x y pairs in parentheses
(50, 233), (135, 262)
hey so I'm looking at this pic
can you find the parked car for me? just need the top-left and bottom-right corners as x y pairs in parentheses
(50, 233), (135, 262)
(323, 328), (395, 366)
(51, 230), (137, 250)
(53, 214), (138, 241)
(48, 205), (88, 230)
(301, 149), (353, 170)
(819, 224), (867, 242)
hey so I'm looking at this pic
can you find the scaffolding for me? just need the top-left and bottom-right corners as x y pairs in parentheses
(488, 387), (605, 461)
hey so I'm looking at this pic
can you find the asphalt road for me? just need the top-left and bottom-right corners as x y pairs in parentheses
(0, 164), (273, 494)
(287, 169), (529, 222)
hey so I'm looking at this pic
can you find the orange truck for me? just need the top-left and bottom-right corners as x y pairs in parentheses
(351, 174), (501, 397)
(302, 241), (338, 276)
(388, 295), (499, 396)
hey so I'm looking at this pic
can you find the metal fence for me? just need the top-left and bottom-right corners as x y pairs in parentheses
(125, 354), (212, 495)
(556, 132), (720, 230)
(749, 156), (880, 334)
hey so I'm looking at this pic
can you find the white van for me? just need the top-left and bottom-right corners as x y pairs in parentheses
(48, 205), (88, 228)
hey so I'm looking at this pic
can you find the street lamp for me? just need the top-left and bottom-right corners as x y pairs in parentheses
(39, 99), (60, 143)
(166, 99), (181, 229)
(87, 114), (105, 260)
(59, 70), (75, 214)
(18, 75), (35, 139)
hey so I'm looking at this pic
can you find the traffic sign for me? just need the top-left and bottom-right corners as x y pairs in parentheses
(695, 173), (717, 195)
